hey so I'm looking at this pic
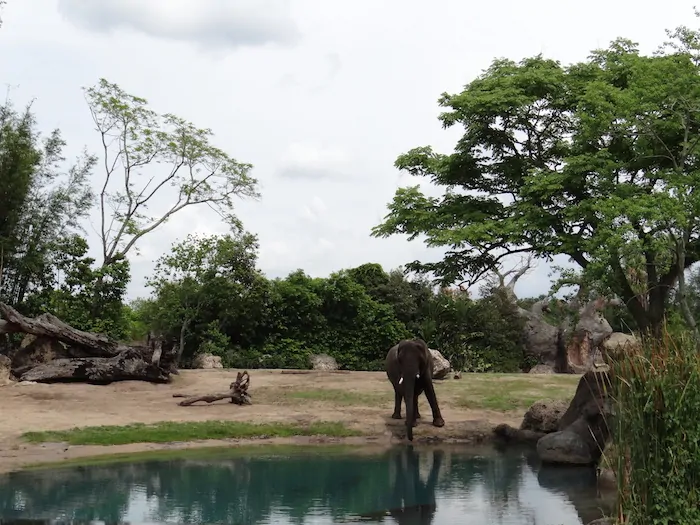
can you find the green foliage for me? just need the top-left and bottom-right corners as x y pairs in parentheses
(146, 228), (263, 362)
(24, 235), (130, 339)
(611, 329), (700, 524)
(196, 322), (232, 364)
(371, 21), (700, 336)
(0, 99), (95, 309)
(135, 229), (535, 372)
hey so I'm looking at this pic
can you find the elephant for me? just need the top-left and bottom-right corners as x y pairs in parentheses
(386, 338), (445, 441)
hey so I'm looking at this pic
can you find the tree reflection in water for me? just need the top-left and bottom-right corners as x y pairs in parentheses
(0, 445), (610, 524)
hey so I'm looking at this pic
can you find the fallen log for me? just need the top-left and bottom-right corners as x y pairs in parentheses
(20, 347), (173, 384)
(0, 302), (178, 384)
(176, 371), (252, 406)
(0, 303), (118, 356)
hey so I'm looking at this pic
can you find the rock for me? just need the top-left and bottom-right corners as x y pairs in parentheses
(0, 354), (12, 386)
(310, 353), (338, 371)
(597, 467), (617, 491)
(192, 353), (223, 369)
(537, 426), (596, 465)
(537, 371), (613, 466)
(528, 364), (555, 374)
(493, 423), (545, 444)
(520, 399), (569, 433)
(453, 371), (462, 379)
(429, 349), (451, 379)
(602, 332), (639, 361)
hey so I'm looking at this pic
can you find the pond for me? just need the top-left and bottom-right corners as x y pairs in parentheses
(0, 444), (612, 525)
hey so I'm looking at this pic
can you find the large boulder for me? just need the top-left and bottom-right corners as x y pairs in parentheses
(521, 399), (569, 433)
(0, 354), (12, 386)
(536, 371), (613, 466)
(311, 353), (338, 371)
(192, 353), (223, 369)
(602, 332), (639, 361)
(429, 349), (451, 379)
(493, 398), (568, 443)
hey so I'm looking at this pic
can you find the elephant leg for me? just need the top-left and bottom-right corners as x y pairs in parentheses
(424, 381), (445, 427)
(391, 388), (403, 419)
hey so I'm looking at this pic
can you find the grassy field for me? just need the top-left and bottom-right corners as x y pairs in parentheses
(6, 370), (581, 454)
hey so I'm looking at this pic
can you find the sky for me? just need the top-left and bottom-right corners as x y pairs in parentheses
(0, 0), (695, 301)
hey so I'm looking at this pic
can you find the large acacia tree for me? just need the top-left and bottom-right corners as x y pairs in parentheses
(372, 23), (700, 336)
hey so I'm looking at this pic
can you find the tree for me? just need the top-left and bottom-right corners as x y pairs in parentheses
(26, 235), (130, 339)
(0, 100), (95, 309)
(146, 229), (262, 364)
(83, 79), (260, 269)
(372, 21), (700, 336)
(345, 263), (434, 334)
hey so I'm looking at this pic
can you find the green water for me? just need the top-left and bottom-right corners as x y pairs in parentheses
(0, 445), (611, 525)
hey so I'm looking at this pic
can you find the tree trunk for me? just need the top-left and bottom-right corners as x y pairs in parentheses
(0, 302), (178, 384)
(19, 348), (172, 384)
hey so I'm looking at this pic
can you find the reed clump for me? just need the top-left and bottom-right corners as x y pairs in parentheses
(609, 329), (700, 524)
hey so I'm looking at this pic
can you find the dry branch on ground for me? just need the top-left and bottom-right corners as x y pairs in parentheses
(174, 371), (252, 406)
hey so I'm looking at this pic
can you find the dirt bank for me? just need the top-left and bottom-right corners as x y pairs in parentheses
(0, 369), (578, 472)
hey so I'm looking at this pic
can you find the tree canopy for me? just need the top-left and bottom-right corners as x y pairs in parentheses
(372, 29), (700, 335)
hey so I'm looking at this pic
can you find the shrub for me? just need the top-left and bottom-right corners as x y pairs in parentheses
(610, 329), (700, 524)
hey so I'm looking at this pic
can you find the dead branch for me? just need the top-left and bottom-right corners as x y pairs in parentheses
(177, 371), (252, 406)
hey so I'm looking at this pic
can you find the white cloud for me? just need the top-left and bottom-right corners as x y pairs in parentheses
(278, 143), (352, 181)
(56, 0), (300, 50)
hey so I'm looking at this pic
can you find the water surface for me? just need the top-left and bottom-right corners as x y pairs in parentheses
(0, 445), (611, 525)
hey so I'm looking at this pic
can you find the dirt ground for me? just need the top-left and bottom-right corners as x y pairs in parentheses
(0, 369), (578, 473)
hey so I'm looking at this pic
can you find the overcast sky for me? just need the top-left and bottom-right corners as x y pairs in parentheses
(0, 0), (695, 301)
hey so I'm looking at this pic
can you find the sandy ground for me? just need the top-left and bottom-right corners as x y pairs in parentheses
(0, 369), (530, 473)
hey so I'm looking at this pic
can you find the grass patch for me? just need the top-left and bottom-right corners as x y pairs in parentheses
(444, 374), (578, 411)
(22, 420), (361, 446)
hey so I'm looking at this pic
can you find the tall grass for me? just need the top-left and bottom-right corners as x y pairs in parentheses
(609, 329), (700, 524)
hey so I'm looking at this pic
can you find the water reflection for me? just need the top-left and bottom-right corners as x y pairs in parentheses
(0, 445), (611, 525)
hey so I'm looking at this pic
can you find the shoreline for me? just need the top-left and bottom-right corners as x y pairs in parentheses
(0, 430), (508, 474)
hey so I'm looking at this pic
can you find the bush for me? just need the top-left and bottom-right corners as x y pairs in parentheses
(611, 329), (700, 524)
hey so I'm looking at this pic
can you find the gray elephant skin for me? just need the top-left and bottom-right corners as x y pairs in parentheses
(386, 338), (445, 441)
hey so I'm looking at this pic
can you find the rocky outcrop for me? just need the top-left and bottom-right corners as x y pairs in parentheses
(602, 332), (638, 361)
(310, 353), (338, 371)
(0, 354), (12, 386)
(493, 398), (568, 443)
(537, 371), (613, 466)
(429, 349), (451, 379)
(521, 399), (569, 433)
(192, 353), (223, 369)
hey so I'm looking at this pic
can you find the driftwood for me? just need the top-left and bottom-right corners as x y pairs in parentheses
(175, 371), (252, 406)
(490, 257), (621, 373)
(0, 302), (178, 384)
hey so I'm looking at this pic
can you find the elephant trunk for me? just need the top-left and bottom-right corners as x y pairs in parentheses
(404, 376), (417, 441)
